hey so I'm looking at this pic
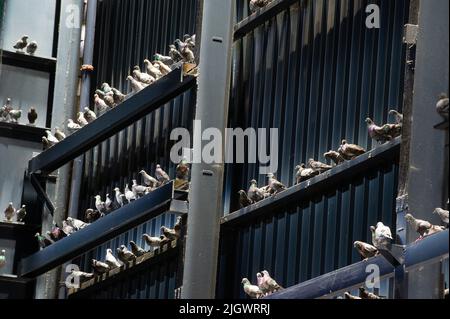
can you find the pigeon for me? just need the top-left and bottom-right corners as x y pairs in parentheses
(66, 217), (89, 231)
(144, 59), (163, 79)
(62, 220), (76, 236)
(176, 157), (190, 180)
(124, 184), (136, 202)
(366, 118), (395, 144)
(324, 150), (345, 165)
(4, 203), (15, 222)
(344, 292), (362, 299)
(54, 127), (66, 141)
(249, 0), (271, 13)
(153, 60), (172, 76)
(13, 35), (29, 52)
(405, 213), (434, 238)
(16, 205), (27, 222)
(267, 174), (286, 194)
(104, 194), (113, 212)
(436, 93), (449, 119)
(42, 137), (52, 149)
(161, 226), (179, 241)
(139, 170), (159, 187)
(295, 164), (319, 184)
(153, 53), (174, 66)
(0, 250), (5, 269)
(71, 269), (94, 281)
(133, 66), (155, 85)
(111, 88), (126, 104)
(49, 225), (66, 241)
(35, 232), (53, 249)
(103, 92), (116, 108)
(433, 208), (449, 225)
(114, 187), (124, 207)
(27, 107), (38, 125)
(241, 278), (263, 299)
(256, 272), (269, 296)
(183, 34), (196, 49)
(238, 190), (253, 208)
(83, 107), (97, 123)
(389, 110), (403, 125)
(67, 119), (82, 133)
(142, 234), (163, 248)
(247, 180), (267, 203)
(84, 208), (103, 223)
(100, 83), (113, 94)
(175, 40), (195, 63)
(26, 41), (38, 55)
(77, 112), (89, 127)
(168, 44), (184, 63)
(105, 248), (122, 269)
(308, 159), (333, 174)
(91, 259), (110, 274)
(116, 245), (136, 264)
(94, 195), (106, 214)
(8, 109), (21, 123)
(370, 222), (393, 250)
(261, 270), (283, 293)
(129, 241), (146, 257)
(132, 180), (147, 197)
(338, 140), (366, 160)
(127, 75), (145, 93)
(94, 94), (110, 115)
(155, 165), (170, 184)
(359, 287), (381, 299)
(354, 241), (378, 260)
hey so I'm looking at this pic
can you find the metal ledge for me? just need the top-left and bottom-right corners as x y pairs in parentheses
(1, 50), (57, 73)
(234, 0), (300, 41)
(0, 122), (49, 144)
(28, 69), (196, 175)
(18, 182), (174, 278)
(222, 138), (401, 227)
(404, 229), (449, 269)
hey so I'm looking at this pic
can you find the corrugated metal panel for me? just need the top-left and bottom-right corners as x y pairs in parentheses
(72, 0), (197, 299)
(218, 0), (407, 298)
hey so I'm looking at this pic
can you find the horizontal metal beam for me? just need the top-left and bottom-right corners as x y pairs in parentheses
(234, 0), (299, 41)
(404, 229), (449, 269)
(221, 138), (401, 227)
(1, 50), (57, 73)
(28, 69), (196, 175)
(0, 122), (49, 144)
(265, 255), (395, 299)
(18, 182), (174, 278)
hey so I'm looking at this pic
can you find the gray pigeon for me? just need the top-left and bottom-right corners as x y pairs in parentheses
(366, 118), (394, 144)
(295, 164), (319, 184)
(127, 75), (145, 93)
(139, 170), (159, 187)
(238, 190), (253, 208)
(4, 203), (16, 222)
(406, 214), (446, 239)
(354, 241), (378, 260)
(433, 208), (449, 225)
(155, 165), (170, 184)
(133, 66), (155, 85)
(389, 110), (403, 125)
(103, 92), (116, 108)
(114, 187), (124, 207)
(77, 112), (89, 127)
(153, 60), (172, 75)
(261, 270), (283, 293)
(83, 107), (97, 123)
(16, 205), (27, 222)
(249, 0), (271, 13)
(26, 41), (38, 55)
(67, 119), (82, 132)
(66, 217), (89, 231)
(13, 35), (29, 52)
(168, 44), (184, 63)
(9, 109), (22, 123)
(116, 245), (136, 264)
(161, 225), (180, 241)
(45, 130), (60, 145)
(84, 208), (102, 223)
(94, 94), (110, 115)
(27, 107), (38, 125)
(370, 222), (393, 250)
(132, 180), (147, 197)
(142, 234), (162, 248)
(105, 248), (121, 269)
(129, 241), (146, 257)
(176, 157), (190, 181)
(91, 259), (110, 274)
(62, 220), (76, 236)
(436, 93), (449, 119)
(54, 127), (66, 141)
(267, 173), (286, 194)
(338, 140), (366, 160)
(256, 272), (269, 296)
(308, 159), (332, 173)
(101, 83), (113, 94)
(104, 194), (113, 212)
(241, 278), (263, 299)
(111, 88), (126, 104)
(247, 180), (267, 203)
(324, 150), (345, 165)
(144, 59), (163, 79)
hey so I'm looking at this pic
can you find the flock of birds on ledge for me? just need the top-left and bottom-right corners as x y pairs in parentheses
(238, 110), (404, 209)
(33, 159), (190, 251)
(68, 216), (183, 284)
(2, 203), (27, 224)
(41, 34), (196, 149)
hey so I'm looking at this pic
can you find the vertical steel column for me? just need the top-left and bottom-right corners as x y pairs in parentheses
(182, 0), (235, 299)
(35, 0), (84, 299)
(67, 0), (97, 218)
(404, 0), (449, 299)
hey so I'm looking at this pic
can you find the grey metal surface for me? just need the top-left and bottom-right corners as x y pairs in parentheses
(181, 0), (235, 299)
(405, 0), (449, 299)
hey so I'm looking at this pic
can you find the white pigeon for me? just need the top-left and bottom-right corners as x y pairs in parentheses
(261, 270), (283, 293)
(132, 179), (147, 197)
(139, 170), (159, 187)
(66, 217), (89, 231)
(77, 112), (89, 127)
(144, 59), (163, 79)
(71, 270), (94, 281)
(45, 130), (60, 145)
(91, 259), (110, 274)
(67, 119), (82, 132)
(133, 66), (155, 85)
(241, 278), (263, 299)
(153, 61), (172, 76)
(127, 75), (145, 93)
(83, 107), (97, 123)
(95, 195), (106, 213)
(371, 222), (393, 250)
(124, 184), (136, 202)
(155, 164), (170, 184)
(94, 94), (109, 115)
(142, 234), (162, 248)
(105, 248), (121, 269)
(114, 187), (124, 207)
